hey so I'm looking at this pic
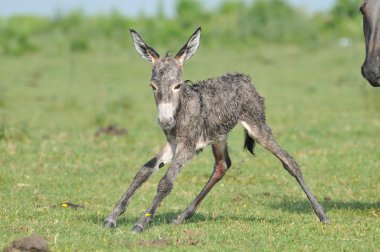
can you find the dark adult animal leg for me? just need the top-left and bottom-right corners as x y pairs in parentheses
(172, 141), (231, 224)
(103, 143), (175, 228)
(242, 121), (328, 223)
(131, 146), (195, 233)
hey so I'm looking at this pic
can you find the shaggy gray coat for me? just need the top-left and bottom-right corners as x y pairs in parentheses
(103, 27), (328, 233)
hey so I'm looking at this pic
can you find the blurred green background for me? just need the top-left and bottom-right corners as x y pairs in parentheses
(0, 0), (365, 55)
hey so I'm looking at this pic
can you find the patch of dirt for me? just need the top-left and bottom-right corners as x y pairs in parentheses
(3, 233), (50, 252)
(9, 226), (30, 234)
(132, 232), (203, 248)
(183, 229), (195, 236)
(95, 124), (128, 137)
(176, 237), (203, 246)
(176, 229), (203, 246)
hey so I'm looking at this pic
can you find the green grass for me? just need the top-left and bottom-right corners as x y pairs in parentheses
(0, 41), (379, 251)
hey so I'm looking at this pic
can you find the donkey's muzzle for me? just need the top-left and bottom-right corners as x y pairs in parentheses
(158, 117), (175, 130)
(362, 62), (380, 87)
(157, 103), (176, 129)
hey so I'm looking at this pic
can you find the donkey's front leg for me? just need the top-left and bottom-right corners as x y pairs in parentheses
(131, 145), (195, 233)
(173, 141), (231, 224)
(103, 142), (175, 228)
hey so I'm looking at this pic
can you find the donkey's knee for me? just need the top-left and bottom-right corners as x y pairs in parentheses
(279, 151), (303, 178)
(157, 174), (174, 195)
(132, 166), (155, 186)
(213, 160), (228, 181)
(281, 161), (301, 178)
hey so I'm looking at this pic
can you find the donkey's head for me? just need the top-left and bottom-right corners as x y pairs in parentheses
(130, 27), (201, 130)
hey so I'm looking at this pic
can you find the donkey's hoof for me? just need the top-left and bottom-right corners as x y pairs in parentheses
(172, 216), (183, 225)
(131, 225), (144, 234)
(317, 211), (329, 224)
(320, 217), (330, 224)
(103, 219), (116, 228)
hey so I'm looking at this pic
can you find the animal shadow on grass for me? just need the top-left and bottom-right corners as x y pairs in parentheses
(152, 211), (270, 224)
(84, 211), (194, 229)
(269, 197), (380, 214)
(86, 210), (271, 229)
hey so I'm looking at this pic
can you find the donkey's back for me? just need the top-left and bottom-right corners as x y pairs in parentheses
(192, 73), (266, 135)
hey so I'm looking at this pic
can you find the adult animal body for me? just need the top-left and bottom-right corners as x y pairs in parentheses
(361, 0), (380, 87)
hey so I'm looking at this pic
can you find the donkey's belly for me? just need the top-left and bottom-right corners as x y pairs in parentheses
(194, 114), (239, 151)
(195, 131), (230, 151)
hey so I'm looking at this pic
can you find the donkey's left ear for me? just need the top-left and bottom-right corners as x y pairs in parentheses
(175, 27), (201, 66)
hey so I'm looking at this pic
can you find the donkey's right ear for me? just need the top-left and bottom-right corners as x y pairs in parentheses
(130, 29), (160, 63)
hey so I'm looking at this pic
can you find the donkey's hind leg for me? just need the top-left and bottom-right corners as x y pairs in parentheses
(173, 140), (231, 224)
(103, 142), (175, 228)
(241, 121), (328, 223)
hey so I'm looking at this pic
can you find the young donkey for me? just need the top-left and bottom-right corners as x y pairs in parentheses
(103, 27), (328, 233)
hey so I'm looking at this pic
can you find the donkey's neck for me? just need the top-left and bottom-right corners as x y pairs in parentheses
(164, 82), (202, 142)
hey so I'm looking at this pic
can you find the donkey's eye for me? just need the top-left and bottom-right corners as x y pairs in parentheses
(174, 84), (181, 90)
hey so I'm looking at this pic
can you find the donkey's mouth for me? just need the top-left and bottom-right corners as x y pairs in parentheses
(364, 75), (380, 87)
(157, 118), (176, 131)
(368, 78), (380, 87)
(160, 123), (176, 131)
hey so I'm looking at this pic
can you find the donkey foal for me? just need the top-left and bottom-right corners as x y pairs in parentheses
(103, 27), (328, 233)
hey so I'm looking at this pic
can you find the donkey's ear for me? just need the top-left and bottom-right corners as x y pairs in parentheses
(130, 29), (160, 63)
(175, 27), (201, 66)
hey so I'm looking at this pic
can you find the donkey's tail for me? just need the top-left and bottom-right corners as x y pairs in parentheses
(244, 130), (256, 156)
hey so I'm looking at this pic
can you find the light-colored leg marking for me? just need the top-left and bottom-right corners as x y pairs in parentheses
(160, 142), (176, 169)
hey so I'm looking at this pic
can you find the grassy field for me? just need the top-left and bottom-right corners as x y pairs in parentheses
(0, 39), (379, 251)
